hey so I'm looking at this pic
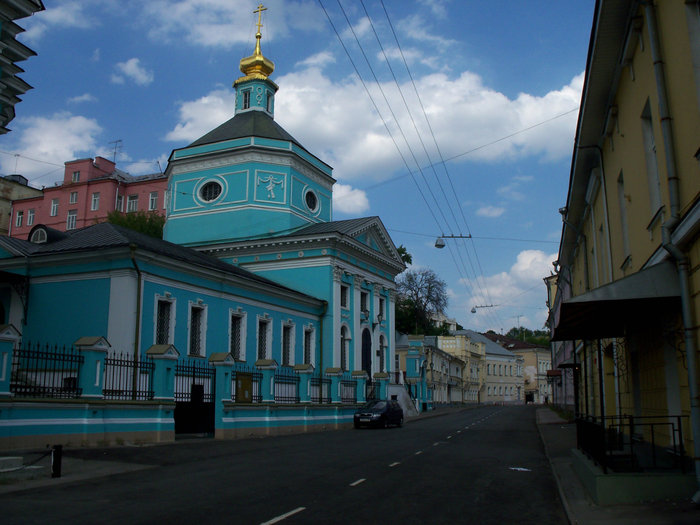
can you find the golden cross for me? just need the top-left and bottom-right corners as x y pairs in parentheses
(254, 3), (267, 34)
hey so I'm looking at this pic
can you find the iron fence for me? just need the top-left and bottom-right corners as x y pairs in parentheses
(174, 358), (215, 403)
(103, 353), (154, 401)
(274, 366), (300, 404)
(310, 373), (331, 403)
(231, 363), (262, 403)
(10, 342), (84, 399)
(340, 373), (357, 403)
(577, 414), (690, 473)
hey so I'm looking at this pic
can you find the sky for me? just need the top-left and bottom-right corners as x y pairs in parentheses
(1, 0), (595, 334)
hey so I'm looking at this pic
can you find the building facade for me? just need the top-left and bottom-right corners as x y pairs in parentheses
(9, 157), (167, 240)
(0, 175), (42, 236)
(548, 0), (700, 500)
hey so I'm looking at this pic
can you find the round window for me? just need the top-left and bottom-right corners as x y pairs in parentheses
(305, 190), (318, 211)
(199, 181), (222, 202)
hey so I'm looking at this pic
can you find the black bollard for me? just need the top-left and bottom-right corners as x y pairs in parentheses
(51, 444), (62, 478)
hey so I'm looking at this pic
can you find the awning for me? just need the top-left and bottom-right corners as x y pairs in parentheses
(551, 260), (681, 341)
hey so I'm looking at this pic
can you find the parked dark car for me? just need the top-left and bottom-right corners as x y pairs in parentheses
(354, 400), (403, 428)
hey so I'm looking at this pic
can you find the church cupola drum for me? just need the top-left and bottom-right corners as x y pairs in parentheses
(163, 4), (335, 248)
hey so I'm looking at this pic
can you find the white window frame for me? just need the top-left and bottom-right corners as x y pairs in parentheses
(15, 210), (23, 227)
(91, 192), (100, 211)
(187, 300), (207, 357)
(50, 198), (59, 217)
(281, 320), (295, 366)
(116, 195), (124, 212)
(149, 191), (158, 211)
(303, 324), (315, 366)
(66, 209), (77, 230)
(154, 294), (176, 345)
(340, 284), (349, 309)
(69, 191), (78, 204)
(229, 308), (247, 362)
(127, 194), (138, 213)
(27, 208), (34, 226)
(641, 101), (662, 216)
(257, 315), (272, 360)
(72, 171), (80, 182)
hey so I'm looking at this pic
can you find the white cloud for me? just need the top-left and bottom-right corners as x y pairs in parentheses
(297, 51), (336, 69)
(459, 249), (556, 331)
(333, 183), (369, 214)
(1, 112), (102, 185)
(20, 1), (94, 43)
(476, 205), (505, 218)
(112, 58), (154, 86)
(165, 88), (234, 143)
(139, 0), (322, 48)
(67, 93), (97, 104)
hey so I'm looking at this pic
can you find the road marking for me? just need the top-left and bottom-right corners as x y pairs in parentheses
(447, 435), (452, 439)
(509, 467), (532, 472)
(260, 507), (306, 525)
(389, 461), (400, 467)
(349, 478), (366, 487)
(415, 451), (423, 455)
(433, 442), (440, 446)
(457, 430), (461, 434)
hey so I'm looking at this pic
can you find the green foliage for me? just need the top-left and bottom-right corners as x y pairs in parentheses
(505, 326), (551, 346)
(396, 244), (413, 265)
(106, 210), (165, 239)
(395, 268), (448, 335)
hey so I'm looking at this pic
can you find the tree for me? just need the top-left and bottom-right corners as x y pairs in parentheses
(396, 244), (412, 265)
(396, 267), (448, 334)
(505, 326), (551, 346)
(106, 210), (165, 239)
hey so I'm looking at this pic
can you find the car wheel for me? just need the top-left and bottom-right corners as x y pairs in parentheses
(382, 418), (388, 429)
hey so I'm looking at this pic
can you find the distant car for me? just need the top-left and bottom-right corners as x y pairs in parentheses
(354, 400), (403, 428)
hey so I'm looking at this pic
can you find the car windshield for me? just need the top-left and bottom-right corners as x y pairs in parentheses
(363, 401), (386, 410)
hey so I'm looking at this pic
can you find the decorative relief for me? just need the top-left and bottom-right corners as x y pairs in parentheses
(257, 174), (284, 199)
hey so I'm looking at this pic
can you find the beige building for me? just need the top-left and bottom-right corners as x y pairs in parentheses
(0, 175), (42, 236)
(548, 0), (700, 500)
(428, 332), (485, 403)
(484, 333), (552, 403)
(422, 336), (465, 404)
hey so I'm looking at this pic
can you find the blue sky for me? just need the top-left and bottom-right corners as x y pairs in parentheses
(1, 0), (595, 333)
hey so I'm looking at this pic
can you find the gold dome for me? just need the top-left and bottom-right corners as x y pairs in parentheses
(234, 4), (275, 86)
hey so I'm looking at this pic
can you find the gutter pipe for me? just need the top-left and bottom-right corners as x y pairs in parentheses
(130, 244), (143, 401)
(643, 1), (700, 500)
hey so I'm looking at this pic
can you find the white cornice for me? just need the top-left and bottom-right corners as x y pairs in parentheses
(169, 147), (334, 190)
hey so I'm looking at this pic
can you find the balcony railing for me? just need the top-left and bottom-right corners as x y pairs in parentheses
(576, 414), (690, 474)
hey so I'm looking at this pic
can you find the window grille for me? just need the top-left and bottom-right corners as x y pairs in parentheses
(258, 319), (268, 359)
(189, 306), (203, 356)
(304, 329), (312, 364)
(230, 315), (242, 360)
(156, 300), (171, 344)
(282, 325), (292, 366)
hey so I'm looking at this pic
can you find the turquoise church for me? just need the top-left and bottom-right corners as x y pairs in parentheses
(0, 11), (405, 448)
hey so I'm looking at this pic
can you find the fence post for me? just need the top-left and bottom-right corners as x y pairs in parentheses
(146, 344), (180, 400)
(294, 364), (314, 403)
(256, 359), (278, 403)
(374, 372), (389, 400)
(325, 367), (343, 403)
(352, 370), (368, 404)
(209, 353), (234, 435)
(0, 324), (21, 397)
(74, 336), (111, 399)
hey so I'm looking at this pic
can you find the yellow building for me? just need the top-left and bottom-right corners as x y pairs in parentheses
(549, 0), (700, 500)
(429, 332), (486, 403)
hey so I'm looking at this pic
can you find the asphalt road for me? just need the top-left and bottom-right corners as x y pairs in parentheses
(2, 405), (567, 524)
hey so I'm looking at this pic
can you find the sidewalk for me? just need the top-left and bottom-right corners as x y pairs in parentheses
(536, 407), (700, 525)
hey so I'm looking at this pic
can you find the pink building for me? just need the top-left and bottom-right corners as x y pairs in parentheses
(9, 156), (167, 239)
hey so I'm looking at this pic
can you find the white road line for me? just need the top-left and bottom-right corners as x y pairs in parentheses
(349, 478), (366, 487)
(415, 451), (423, 455)
(433, 442), (440, 446)
(389, 462), (401, 467)
(457, 430), (461, 434)
(447, 435), (452, 439)
(260, 507), (306, 525)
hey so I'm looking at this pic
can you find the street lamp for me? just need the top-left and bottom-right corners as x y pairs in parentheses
(434, 233), (472, 249)
(471, 304), (497, 314)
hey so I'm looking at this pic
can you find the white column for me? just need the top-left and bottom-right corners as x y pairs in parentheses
(332, 266), (343, 369)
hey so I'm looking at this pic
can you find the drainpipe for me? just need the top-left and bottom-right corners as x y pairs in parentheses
(130, 244), (143, 401)
(643, 1), (700, 500)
